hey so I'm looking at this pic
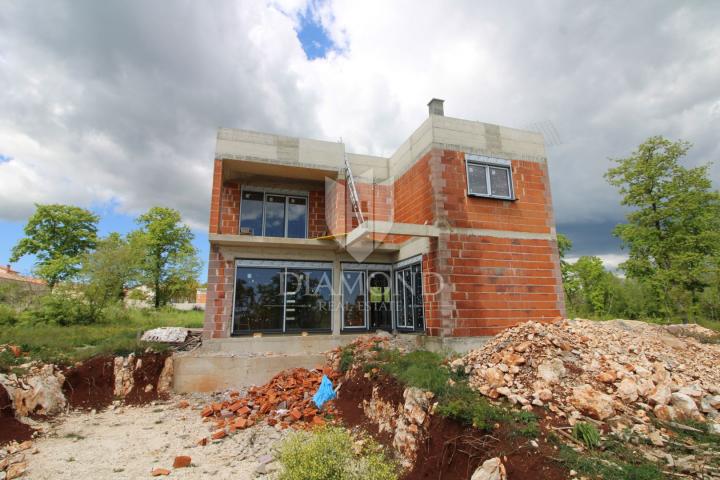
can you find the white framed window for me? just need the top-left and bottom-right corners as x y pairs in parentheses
(465, 154), (515, 200)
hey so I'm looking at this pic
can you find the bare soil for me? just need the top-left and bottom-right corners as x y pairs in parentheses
(61, 356), (116, 410)
(0, 382), (34, 446)
(336, 370), (569, 480)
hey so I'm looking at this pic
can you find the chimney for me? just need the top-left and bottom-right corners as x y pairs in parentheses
(427, 98), (444, 116)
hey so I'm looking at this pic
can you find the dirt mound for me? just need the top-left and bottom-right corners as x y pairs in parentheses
(0, 383), (34, 446)
(125, 353), (171, 405)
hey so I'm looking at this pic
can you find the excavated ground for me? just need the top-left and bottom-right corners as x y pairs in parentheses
(335, 371), (568, 480)
(0, 382), (34, 446)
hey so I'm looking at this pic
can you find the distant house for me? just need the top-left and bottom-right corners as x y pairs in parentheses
(0, 265), (46, 291)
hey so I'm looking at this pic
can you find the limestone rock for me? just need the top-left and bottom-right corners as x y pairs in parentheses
(538, 359), (566, 385)
(471, 457), (507, 480)
(157, 357), (174, 394)
(617, 378), (639, 403)
(8, 364), (66, 417)
(571, 385), (614, 420)
(484, 367), (505, 388)
(670, 393), (703, 422)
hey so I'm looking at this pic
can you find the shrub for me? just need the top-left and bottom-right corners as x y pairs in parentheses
(573, 422), (601, 449)
(0, 304), (19, 326)
(339, 345), (355, 373)
(277, 426), (397, 480)
(28, 293), (98, 326)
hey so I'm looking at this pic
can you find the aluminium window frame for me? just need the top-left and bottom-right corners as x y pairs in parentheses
(231, 258), (333, 336)
(238, 186), (310, 238)
(464, 154), (516, 200)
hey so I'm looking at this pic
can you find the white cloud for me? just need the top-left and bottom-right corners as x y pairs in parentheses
(0, 0), (718, 252)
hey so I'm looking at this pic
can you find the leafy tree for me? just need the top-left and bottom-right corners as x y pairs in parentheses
(606, 136), (720, 321)
(569, 256), (611, 316)
(80, 232), (140, 311)
(10, 204), (99, 288)
(130, 207), (201, 308)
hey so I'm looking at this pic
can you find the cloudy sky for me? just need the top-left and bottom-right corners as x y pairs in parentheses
(1, 0), (718, 278)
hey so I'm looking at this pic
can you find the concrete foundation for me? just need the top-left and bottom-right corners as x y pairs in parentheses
(171, 333), (492, 393)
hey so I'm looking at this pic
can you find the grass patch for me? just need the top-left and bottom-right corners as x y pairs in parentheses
(559, 441), (666, 480)
(277, 426), (398, 480)
(339, 344), (356, 373)
(0, 307), (203, 371)
(573, 422), (601, 449)
(379, 349), (538, 434)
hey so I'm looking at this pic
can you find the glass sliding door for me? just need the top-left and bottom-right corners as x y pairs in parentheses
(368, 271), (392, 331)
(285, 268), (332, 331)
(233, 261), (332, 335)
(342, 270), (366, 329)
(233, 266), (285, 334)
(394, 260), (425, 332)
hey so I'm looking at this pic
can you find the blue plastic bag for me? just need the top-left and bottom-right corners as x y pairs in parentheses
(312, 375), (336, 409)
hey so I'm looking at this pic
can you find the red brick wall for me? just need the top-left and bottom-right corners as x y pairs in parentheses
(308, 190), (327, 238)
(441, 234), (563, 336)
(439, 151), (553, 234)
(202, 245), (235, 339)
(208, 159), (222, 234)
(220, 182), (240, 235)
(424, 149), (564, 337)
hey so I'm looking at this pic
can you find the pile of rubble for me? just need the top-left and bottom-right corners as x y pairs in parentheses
(459, 319), (720, 430)
(198, 367), (342, 442)
(0, 440), (33, 480)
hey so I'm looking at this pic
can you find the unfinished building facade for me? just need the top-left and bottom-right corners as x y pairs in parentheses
(203, 99), (565, 346)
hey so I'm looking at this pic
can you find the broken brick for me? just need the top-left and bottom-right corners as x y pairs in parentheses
(211, 429), (226, 440)
(173, 456), (192, 468)
(151, 468), (171, 476)
(177, 400), (190, 409)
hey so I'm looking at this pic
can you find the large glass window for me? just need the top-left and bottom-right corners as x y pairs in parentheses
(233, 263), (331, 334)
(285, 268), (332, 331)
(240, 191), (308, 238)
(239, 192), (264, 235)
(466, 156), (514, 199)
(287, 197), (308, 238)
(264, 194), (286, 237)
(233, 267), (285, 333)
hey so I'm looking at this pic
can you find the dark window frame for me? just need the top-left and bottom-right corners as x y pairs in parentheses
(239, 188), (309, 238)
(465, 155), (516, 200)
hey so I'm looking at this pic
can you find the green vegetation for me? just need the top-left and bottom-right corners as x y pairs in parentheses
(277, 426), (398, 480)
(339, 344), (356, 373)
(0, 308), (203, 371)
(10, 204), (99, 288)
(129, 207), (201, 308)
(559, 442), (665, 480)
(561, 136), (720, 326)
(572, 422), (601, 449)
(378, 350), (538, 434)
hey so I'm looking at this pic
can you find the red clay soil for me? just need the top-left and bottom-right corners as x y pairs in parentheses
(336, 371), (568, 480)
(0, 383), (34, 446)
(62, 356), (116, 410)
(335, 371), (405, 447)
(124, 352), (170, 405)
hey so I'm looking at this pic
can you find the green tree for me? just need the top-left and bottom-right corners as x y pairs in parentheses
(605, 136), (720, 321)
(80, 232), (140, 311)
(10, 204), (99, 288)
(130, 207), (201, 308)
(570, 256), (611, 316)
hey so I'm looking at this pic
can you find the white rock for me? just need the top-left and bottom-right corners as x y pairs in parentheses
(670, 393), (703, 422)
(537, 359), (566, 385)
(617, 378), (639, 403)
(471, 457), (507, 480)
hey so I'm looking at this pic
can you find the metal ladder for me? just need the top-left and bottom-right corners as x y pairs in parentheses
(344, 153), (365, 225)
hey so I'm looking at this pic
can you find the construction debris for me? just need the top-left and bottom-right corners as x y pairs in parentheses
(460, 318), (720, 477)
(198, 367), (342, 439)
(140, 327), (202, 351)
